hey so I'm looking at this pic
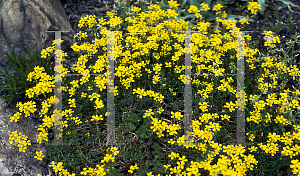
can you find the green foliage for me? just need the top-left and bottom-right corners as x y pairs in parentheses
(0, 48), (55, 107)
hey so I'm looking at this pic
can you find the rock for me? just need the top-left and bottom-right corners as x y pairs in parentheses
(226, 0), (236, 5)
(0, 0), (75, 74)
(281, 4), (287, 9)
(280, 28), (287, 35)
(95, 2), (104, 7)
(65, 8), (72, 15)
(81, 12), (89, 18)
(0, 158), (12, 176)
(78, 6), (89, 13)
(88, 5), (95, 9)
(80, 0), (87, 5)
(0, 101), (49, 176)
(100, 6), (111, 13)
(88, 9), (96, 15)
(69, 15), (80, 22)
(89, 1), (96, 6)
(95, 10), (104, 17)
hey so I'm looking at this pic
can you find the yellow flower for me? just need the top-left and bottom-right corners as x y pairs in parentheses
(224, 101), (236, 112)
(239, 18), (249, 25)
(34, 151), (45, 161)
(213, 4), (223, 11)
(248, 146), (258, 152)
(198, 102), (210, 112)
(171, 111), (183, 120)
(247, 2), (261, 15)
(10, 112), (22, 123)
(152, 74), (161, 84)
(188, 5), (200, 14)
(128, 164), (139, 173)
(131, 6), (141, 13)
(200, 3), (210, 11)
(168, 0), (179, 9)
(101, 154), (115, 163)
(91, 114), (104, 121)
(165, 62), (172, 67)
(291, 160), (300, 175)
(107, 12), (115, 18)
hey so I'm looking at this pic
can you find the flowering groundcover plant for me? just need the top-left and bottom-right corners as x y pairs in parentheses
(7, 0), (300, 175)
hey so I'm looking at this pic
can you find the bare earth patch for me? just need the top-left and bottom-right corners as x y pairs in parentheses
(0, 98), (50, 176)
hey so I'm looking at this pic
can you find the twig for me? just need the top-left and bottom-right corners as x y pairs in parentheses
(162, 98), (173, 109)
(287, 4), (300, 14)
(161, 117), (172, 123)
(129, 131), (138, 140)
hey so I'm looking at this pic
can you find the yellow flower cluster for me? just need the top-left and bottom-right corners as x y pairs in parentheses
(262, 30), (281, 48)
(218, 77), (236, 94)
(150, 116), (168, 138)
(9, 131), (31, 153)
(26, 66), (55, 99)
(199, 101), (210, 112)
(40, 45), (54, 59)
(128, 164), (139, 174)
(133, 87), (164, 103)
(166, 123), (181, 135)
(80, 164), (106, 176)
(166, 144), (258, 175)
(7, 0), (300, 175)
(34, 150), (44, 161)
(239, 18), (249, 25)
(246, 133), (255, 142)
(213, 4), (223, 12)
(200, 2), (210, 11)
(168, 0), (179, 8)
(66, 116), (83, 125)
(47, 161), (76, 176)
(170, 111), (183, 120)
(10, 112), (22, 123)
(101, 154), (115, 163)
(46, 147), (119, 176)
(291, 159), (300, 175)
(287, 65), (300, 80)
(187, 5), (201, 18)
(274, 115), (292, 125)
(78, 14), (98, 29)
(247, 2), (261, 15)
(258, 142), (279, 156)
(41, 115), (54, 128)
(196, 82), (214, 99)
(91, 114), (104, 121)
(106, 146), (119, 156)
(73, 31), (88, 41)
(131, 6), (141, 13)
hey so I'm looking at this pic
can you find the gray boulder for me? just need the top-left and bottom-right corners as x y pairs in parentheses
(0, 0), (75, 76)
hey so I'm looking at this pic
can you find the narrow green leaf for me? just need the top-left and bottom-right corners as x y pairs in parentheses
(182, 11), (190, 15)
(182, 0), (188, 7)
(190, 0), (201, 9)
(257, 0), (265, 15)
(276, 0), (297, 7)
(204, 0), (212, 17)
